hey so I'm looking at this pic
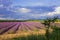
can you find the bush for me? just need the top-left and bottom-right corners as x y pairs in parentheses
(49, 27), (60, 40)
(10, 34), (46, 40)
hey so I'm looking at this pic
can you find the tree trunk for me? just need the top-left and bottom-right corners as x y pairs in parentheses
(45, 25), (50, 40)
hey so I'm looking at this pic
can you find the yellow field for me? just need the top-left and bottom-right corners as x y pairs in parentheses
(0, 29), (45, 40)
(0, 27), (54, 40)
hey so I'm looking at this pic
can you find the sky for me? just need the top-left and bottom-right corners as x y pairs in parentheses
(0, 0), (60, 20)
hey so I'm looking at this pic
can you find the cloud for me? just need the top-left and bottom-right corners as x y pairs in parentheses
(31, 13), (48, 19)
(16, 18), (29, 20)
(0, 0), (12, 11)
(32, 14), (46, 17)
(0, 14), (4, 17)
(0, 0), (59, 20)
(18, 8), (31, 13)
(0, 17), (6, 20)
(0, 0), (12, 7)
(47, 6), (60, 16)
(0, 4), (4, 8)
(30, 6), (60, 19)
(55, 7), (60, 14)
(0, 17), (14, 20)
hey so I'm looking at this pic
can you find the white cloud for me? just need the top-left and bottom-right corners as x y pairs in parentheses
(0, 17), (29, 20)
(31, 6), (60, 18)
(7, 9), (18, 13)
(0, 17), (14, 20)
(55, 7), (60, 14)
(32, 14), (45, 17)
(0, 17), (6, 20)
(18, 8), (31, 13)
(6, 17), (14, 20)
(47, 6), (60, 16)
(31, 13), (47, 18)
(16, 18), (29, 20)
(47, 12), (55, 16)
(10, 8), (31, 13)
(0, 14), (4, 17)
(0, 4), (4, 8)
(31, 6), (60, 17)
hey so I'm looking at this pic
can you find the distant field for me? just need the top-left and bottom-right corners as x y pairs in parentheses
(0, 19), (60, 22)
(55, 19), (60, 22)
(0, 20), (44, 23)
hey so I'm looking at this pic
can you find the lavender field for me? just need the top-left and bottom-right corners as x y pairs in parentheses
(0, 21), (60, 40)
(0, 22), (45, 34)
(0, 22), (60, 34)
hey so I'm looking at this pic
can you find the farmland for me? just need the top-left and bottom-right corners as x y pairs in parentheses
(0, 22), (45, 34)
(0, 20), (60, 40)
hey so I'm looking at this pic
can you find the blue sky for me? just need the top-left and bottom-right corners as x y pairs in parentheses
(12, 0), (60, 6)
(0, 0), (60, 20)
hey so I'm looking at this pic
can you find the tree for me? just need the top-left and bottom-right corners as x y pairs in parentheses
(42, 16), (58, 40)
(51, 16), (58, 27)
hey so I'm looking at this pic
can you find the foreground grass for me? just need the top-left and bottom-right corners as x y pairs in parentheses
(10, 34), (46, 40)
(49, 27), (60, 40)
(8, 27), (60, 40)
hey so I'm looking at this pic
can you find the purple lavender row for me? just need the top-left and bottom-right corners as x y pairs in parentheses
(23, 22), (33, 31)
(25, 22), (41, 29)
(23, 22), (40, 30)
(18, 23), (22, 31)
(26, 23), (41, 29)
(18, 22), (24, 31)
(21, 22), (29, 31)
(0, 23), (17, 34)
(0, 22), (15, 29)
(13, 23), (21, 33)
(25, 22), (44, 28)
(23, 22), (36, 29)
(4, 22), (21, 33)
(0, 23), (14, 29)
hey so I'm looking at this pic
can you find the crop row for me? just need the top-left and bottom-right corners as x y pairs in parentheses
(0, 22), (44, 34)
